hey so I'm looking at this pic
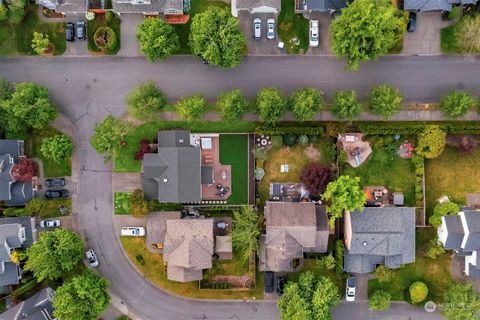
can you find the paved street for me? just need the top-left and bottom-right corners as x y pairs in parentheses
(0, 55), (465, 319)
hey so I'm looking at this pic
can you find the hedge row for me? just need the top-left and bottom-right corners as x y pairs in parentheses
(356, 122), (480, 135)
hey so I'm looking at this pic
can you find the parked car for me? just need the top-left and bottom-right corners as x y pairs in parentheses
(276, 275), (285, 295)
(85, 249), (99, 267)
(407, 12), (416, 33)
(309, 20), (319, 47)
(77, 21), (86, 40)
(45, 190), (69, 199)
(267, 18), (275, 40)
(45, 178), (66, 188)
(264, 272), (274, 293)
(253, 18), (262, 39)
(121, 227), (146, 237)
(66, 22), (75, 41)
(40, 219), (61, 228)
(346, 277), (356, 302)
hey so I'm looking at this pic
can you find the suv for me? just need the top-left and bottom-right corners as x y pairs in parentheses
(346, 277), (356, 302)
(264, 272), (274, 293)
(45, 178), (66, 188)
(121, 227), (146, 237)
(45, 190), (69, 199)
(85, 249), (99, 267)
(77, 21), (86, 40)
(66, 22), (75, 41)
(309, 20), (319, 47)
(253, 18), (262, 39)
(40, 220), (61, 228)
(266, 18), (275, 40)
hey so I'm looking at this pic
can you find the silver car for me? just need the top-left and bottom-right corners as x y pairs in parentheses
(267, 18), (275, 40)
(253, 18), (262, 39)
(85, 249), (99, 267)
(309, 20), (319, 47)
(40, 220), (61, 228)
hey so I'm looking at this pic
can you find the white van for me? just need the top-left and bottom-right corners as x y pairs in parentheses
(121, 227), (146, 237)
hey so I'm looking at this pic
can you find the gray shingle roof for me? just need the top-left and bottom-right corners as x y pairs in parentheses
(112, 0), (182, 14)
(304, 0), (347, 11)
(236, 0), (280, 10)
(442, 215), (465, 250)
(344, 207), (415, 274)
(0, 287), (54, 320)
(462, 211), (480, 251)
(0, 140), (32, 206)
(0, 140), (22, 159)
(56, 0), (87, 12)
(403, 0), (473, 11)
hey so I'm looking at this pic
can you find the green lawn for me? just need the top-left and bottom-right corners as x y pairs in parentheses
(441, 25), (460, 54)
(41, 198), (71, 218)
(368, 228), (454, 303)
(277, 0), (309, 53)
(87, 13), (121, 54)
(342, 148), (416, 206)
(29, 127), (72, 178)
(115, 192), (131, 214)
(0, 5), (66, 56)
(174, 0), (228, 54)
(120, 237), (263, 299)
(204, 250), (250, 278)
(425, 146), (480, 218)
(114, 121), (256, 172)
(219, 134), (249, 204)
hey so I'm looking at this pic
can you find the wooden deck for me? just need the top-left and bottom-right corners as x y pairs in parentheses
(200, 136), (232, 201)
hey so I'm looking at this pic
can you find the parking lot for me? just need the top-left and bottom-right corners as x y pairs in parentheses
(64, 14), (88, 56)
(239, 11), (282, 55)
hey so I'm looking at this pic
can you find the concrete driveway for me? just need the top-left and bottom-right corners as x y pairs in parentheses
(402, 12), (449, 55)
(117, 13), (143, 57)
(304, 12), (332, 55)
(64, 14), (88, 56)
(239, 11), (281, 55)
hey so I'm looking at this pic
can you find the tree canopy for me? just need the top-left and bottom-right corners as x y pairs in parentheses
(330, 0), (407, 70)
(25, 197), (48, 216)
(231, 206), (262, 261)
(322, 175), (366, 228)
(300, 163), (332, 196)
(90, 115), (132, 162)
(31, 32), (49, 55)
(439, 90), (476, 118)
(417, 125), (446, 159)
(176, 94), (208, 121)
(256, 88), (288, 125)
(369, 290), (391, 310)
(136, 18), (179, 62)
(216, 89), (248, 121)
(126, 80), (167, 120)
(429, 201), (460, 227)
(290, 88), (324, 121)
(442, 283), (480, 320)
(368, 85), (403, 119)
(331, 90), (362, 121)
(53, 270), (110, 320)
(189, 8), (245, 68)
(40, 134), (73, 163)
(25, 229), (83, 281)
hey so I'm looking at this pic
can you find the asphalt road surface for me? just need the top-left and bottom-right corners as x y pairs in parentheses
(0, 55), (451, 320)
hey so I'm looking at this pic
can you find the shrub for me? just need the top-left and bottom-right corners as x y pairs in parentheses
(317, 254), (336, 270)
(254, 168), (265, 181)
(331, 90), (362, 121)
(176, 94), (208, 121)
(256, 88), (288, 126)
(455, 15), (480, 53)
(135, 254), (145, 265)
(298, 135), (309, 146)
(126, 81), (167, 120)
(25, 198), (48, 216)
(335, 240), (344, 276)
(300, 163), (332, 196)
(104, 11), (113, 22)
(85, 11), (95, 20)
(271, 135), (283, 148)
(93, 27), (117, 51)
(369, 290), (391, 310)
(11, 279), (38, 300)
(367, 85), (403, 120)
(0, 4), (7, 22)
(7, 0), (26, 24)
(216, 89), (248, 121)
(426, 238), (445, 259)
(429, 201), (459, 227)
(256, 126), (324, 136)
(282, 133), (297, 146)
(439, 90), (476, 118)
(325, 122), (345, 137)
(251, 145), (267, 161)
(374, 265), (393, 283)
(459, 135), (475, 154)
(3, 207), (29, 217)
(409, 281), (428, 304)
(31, 32), (49, 55)
(290, 87), (324, 121)
(129, 189), (148, 217)
(417, 125), (446, 159)
(135, 139), (151, 160)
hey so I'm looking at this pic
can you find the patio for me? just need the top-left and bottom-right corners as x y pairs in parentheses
(338, 133), (372, 168)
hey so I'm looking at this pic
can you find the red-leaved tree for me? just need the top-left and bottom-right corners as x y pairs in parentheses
(300, 163), (332, 196)
(135, 139), (152, 160)
(459, 136), (475, 155)
(12, 158), (37, 182)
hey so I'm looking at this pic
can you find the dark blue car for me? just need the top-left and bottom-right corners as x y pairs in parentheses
(407, 13), (416, 33)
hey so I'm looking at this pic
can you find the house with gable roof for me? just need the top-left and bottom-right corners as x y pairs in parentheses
(0, 287), (54, 320)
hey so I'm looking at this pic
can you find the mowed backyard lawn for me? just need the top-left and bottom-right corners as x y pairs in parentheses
(219, 134), (249, 204)
(342, 148), (416, 206)
(0, 5), (66, 56)
(425, 146), (480, 217)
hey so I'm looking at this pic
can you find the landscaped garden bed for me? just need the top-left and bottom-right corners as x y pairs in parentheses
(42, 198), (72, 218)
(87, 13), (121, 54)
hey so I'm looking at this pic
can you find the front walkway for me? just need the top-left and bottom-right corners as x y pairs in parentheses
(117, 14), (143, 57)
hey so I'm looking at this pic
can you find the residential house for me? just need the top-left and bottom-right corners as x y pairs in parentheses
(295, 0), (347, 13)
(163, 218), (214, 282)
(231, 0), (281, 17)
(37, 0), (87, 14)
(404, 0), (476, 12)
(438, 210), (480, 277)
(259, 201), (329, 272)
(0, 140), (35, 207)
(0, 217), (37, 287)
(343, 207), (416, 273)
(112, 0), (184, 15)
(0, 287), (55, 320)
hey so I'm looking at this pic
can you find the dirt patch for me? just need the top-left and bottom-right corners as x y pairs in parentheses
(304, 144), (320, 161)
(212, 275), (253, 289)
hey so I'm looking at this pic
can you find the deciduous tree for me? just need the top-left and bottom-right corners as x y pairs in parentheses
(429, 201), (459, 227)
(12, 158), (36, 182)
(369, 290), (391, 310)
(331, 90), (362, 121)
(136, 18), (179, 62)
(176, 94), (208, 121)
(189, 8), (245, 68)
(129, 189), (149, 217)
(126, 81), (167, 120)
(425, 237), (445, 259)
(231, 206), (262, 261)
(374, 265), (393, 283)
(417, 125), (446, 159)
(442, 283), (480, 320)
(216, 89), (248, 121)
(25, 198), (48, 216)
(25, 229), (83, 281)
(368, 85), (403, 119)
(439, 90), (476, 118)
(256, 88), (288, 125)
(40, 134), (73, 163)
(300, 163), (332, 195)
(90, 115), (132, 162)
(290, 88), (324, 121)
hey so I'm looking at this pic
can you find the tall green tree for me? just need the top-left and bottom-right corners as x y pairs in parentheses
(439, 90), (476, 118)
(176, 94), (208, 121)
(369, 290), (391, 310)
(368, 85), (403, 119)
(25, 229), (83, 281)
(2, 82), (57, 129)
(417, 125), (446, 159)
(189, 8), (245, 68)
(256, 87), (288, 125)
(330, 0), (407, 70)
(216, 89), (248, 121)
(290, 87), (324, 121)
(136, 18), (179, 62)
(231, 206), (262, 261)
(322, 175), (366, 228)
(331, 90), (362, 121)
(53, 270), (110, 320)
(126, 81), (167, 120)
(90, 115), (132, 162)
(442, 283), (480, 320)
(40, 134), (73, 163)
(31, 32), (50, 55)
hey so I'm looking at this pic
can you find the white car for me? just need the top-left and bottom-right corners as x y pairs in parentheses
(40, 219), (61, 228)
(121, 227), (146, 237)
(253, 18), (262, 39)
(85, 249), (99, 267)
(309, 20), (319, 47)
(346, 277), (356, 302)
(267, 18), (275, 40)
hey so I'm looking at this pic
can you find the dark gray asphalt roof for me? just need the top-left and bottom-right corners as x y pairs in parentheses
(305, 0), (347, 11)
(56, 0), (87, 12)
(5, 181), (34, 206)
(462, 211), (480, 251)
(0, 154), (14, 201)
(404, 0), (451, 11)
(157, 130), (191, 148)
(442, 215), (465, 250)
(0, 263), (20, 286)
(0, 140), (22, 159)
(0, 287), (54, 320)
(113, 0), (166, 13)
(467, 262), (480, 278)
